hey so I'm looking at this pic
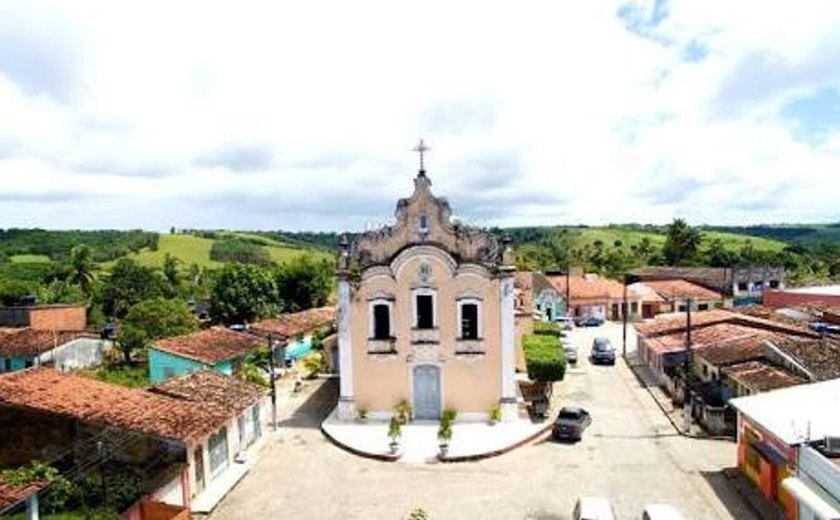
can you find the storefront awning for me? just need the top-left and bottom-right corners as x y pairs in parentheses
(782, 477), (840, 520)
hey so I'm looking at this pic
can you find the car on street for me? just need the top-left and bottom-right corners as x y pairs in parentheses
(641, 504), (685, 520)
(575, 315), (605, 327)
(552, 406), (592, 441)
(555, 316), (575, 330)
(590, 337), (616, 365)
(563, 343), (578, 364)
(572, 496), (616, 520)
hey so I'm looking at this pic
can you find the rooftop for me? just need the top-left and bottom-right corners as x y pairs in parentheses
(639, 279), (724, 301)
(547, 274), (626, 301)
(628, 266), (729, 286)
(781, 285), (840, 296)
(250, 306), (335, 339)
(766, 336), (840, 382)
(0, 368), (234, 444)
(730, 378), (840, 445)
(149, 369), (265, 415)
(0, 480), (46, 513)
(634, 309), (816, 338)
(722, 360), (807, 393)
(692, 332), (771, 365)
(0, 328), (78, 358)
(152, 326), (263, 364)
(643, 322), (775, 355)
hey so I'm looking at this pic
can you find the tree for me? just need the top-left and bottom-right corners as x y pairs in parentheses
(67, 244), (97, 296)
(162, 253), (180, 287)
(0, 279), (38, 306)
(39, 279), (86, 304)
(704, 238), (738, 267)
(662, 219), (703, 266)
(210, 264), (278, 324)
(274, 255), (333, 312)
(99, 259), (170, 319)
(117, 324), (147, 365)
(123, 297), (197, 340)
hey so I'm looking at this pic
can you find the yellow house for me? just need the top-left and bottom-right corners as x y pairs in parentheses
(335, 168), (517, 422)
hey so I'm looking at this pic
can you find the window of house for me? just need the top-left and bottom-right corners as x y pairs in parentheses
(2, 359), (10, 372)
(737, 282), (748, 291)
(372, 303), (391, 339)
(769, 280), (779, 289)
(678, 304), (688, 312)
(460, 302), (479, 340)
(24, 358), (32, 368)
(415, 293), (435, 329)
(208, 427), (229, 478)
(698, 303), (709, 311)
(419, 214), (429, 233)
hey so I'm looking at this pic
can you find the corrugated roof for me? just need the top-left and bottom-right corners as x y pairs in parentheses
(153, 326), (263, 364)
(0, 368), (236, 444)
(729, 378), (840, 445)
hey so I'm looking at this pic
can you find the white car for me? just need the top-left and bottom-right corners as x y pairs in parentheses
(555, 316), (575, 330)
(573, 496), (616, 520)
(642, 504), (685, 520)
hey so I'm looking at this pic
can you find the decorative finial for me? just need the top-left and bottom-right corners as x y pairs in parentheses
(413, 139), (430, 175)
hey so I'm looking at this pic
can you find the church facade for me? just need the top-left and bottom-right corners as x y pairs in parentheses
(335, 167), (518, 422)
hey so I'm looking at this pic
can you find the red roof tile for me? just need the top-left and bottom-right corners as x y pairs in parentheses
(723, 361), (807, 392)
(0, 480), (45, 512)
(547, 274), (625, 301)
(643, 322), (775, 355)
(250, 306), (335, 339)
(153, 326), (262, 364)
(0, 368), (233, 444)
(0, 329), (78, 358)
(634, 309), (816, 338)
(640, 280), (724, 301)
(149, 369), (265, 415)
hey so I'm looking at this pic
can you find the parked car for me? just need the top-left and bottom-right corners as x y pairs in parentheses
(563, 343), (578, 364)
(555, 316), (575, 330)
(572, 496), (616, 520)
(576, 315), (605, 327)
(642, 504), (685, 520)
(590, 337), (616, 365)
(552, 406), (592, 441)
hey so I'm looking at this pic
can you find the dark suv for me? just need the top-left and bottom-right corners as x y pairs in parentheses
(590, 337), (616, 365)
(552, 406), (592, 441)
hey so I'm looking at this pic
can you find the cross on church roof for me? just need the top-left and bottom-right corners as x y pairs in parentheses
(413, 139), (430, 174)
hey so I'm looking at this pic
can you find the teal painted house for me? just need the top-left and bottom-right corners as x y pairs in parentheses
(0, 328), (74, 373)
(249, 306), (336, 363)
(532, 272), (567, 321)
(149, 326), (263, 384)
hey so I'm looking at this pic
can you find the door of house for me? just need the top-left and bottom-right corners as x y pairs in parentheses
(193, 445), (205, 494)
(413, 365), (441, 420)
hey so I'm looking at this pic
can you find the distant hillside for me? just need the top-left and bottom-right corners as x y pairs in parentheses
(706, 224), (840, 246)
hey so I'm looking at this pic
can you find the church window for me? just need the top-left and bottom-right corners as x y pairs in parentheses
(460, 303), (479, 339)
(414, 291), (435, 329)
(372, 304), (391, 339)
(419, 214), (429, 233)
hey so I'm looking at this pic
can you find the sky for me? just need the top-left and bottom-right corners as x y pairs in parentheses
(1, 0), (840, 232)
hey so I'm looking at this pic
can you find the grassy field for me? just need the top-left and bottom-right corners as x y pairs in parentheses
(572, 227), (785, 252)
(101, 234), (332, 270)
(9, 254), (52, 263)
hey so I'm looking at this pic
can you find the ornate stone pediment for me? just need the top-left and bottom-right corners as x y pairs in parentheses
(350, 172), (501, 270)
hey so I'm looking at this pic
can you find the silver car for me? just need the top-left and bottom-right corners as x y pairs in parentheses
(563, 343), (578, 364)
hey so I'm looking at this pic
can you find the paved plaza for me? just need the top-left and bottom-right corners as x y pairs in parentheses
(210, 323), (758, 519)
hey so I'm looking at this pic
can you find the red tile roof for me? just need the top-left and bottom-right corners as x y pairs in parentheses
(250, 306), (335, 339)
(0, 368), (233, 445)
(547, 274), (625, 301)
(766, 336), (840, 382)
(723, 361), (807, 392)
(634, 309), (816, 338)
(149, 369), (265, 415)
(0, 328), (78, 357)
(153, 326), (262, 364)
(643, 322), (775, 355)
(0, 480), (45, 512)
(640, 280), (724, 301)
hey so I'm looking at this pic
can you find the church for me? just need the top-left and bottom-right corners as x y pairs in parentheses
(335, 145), (518, 422)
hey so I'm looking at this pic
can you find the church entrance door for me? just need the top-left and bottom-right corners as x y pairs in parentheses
(413, 365), (441, 420)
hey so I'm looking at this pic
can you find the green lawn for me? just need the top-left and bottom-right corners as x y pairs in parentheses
(573, 227), (785, 252)
(9, 254), (52, 263)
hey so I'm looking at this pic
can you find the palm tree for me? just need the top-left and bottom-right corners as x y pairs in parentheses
(68, 244), (97, 295)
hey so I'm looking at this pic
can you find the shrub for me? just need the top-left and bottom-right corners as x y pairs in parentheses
(523, 334), (567, 382)
(301, 352), (325, 378)
(388, 416), (402, 442)
(437, 417), (453, 443)
(533, 320), (561, 337)
(489, 404), (502, 423)
(209, 238), (274, 266)
(393, 399), (412, 424)
(441, 408), (457, 423)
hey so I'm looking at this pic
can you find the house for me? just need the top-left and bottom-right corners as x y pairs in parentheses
(628, 265), (785, 305)
(730, 379), (840, 519)
(531, 271), (566, 322)
(334, 167), (518, 422)
(765, 285), (840, 310)
(629, 279), (725, 318)
(0, 304), (87, 331)
(148, 327), (263, 383)
(0, 368), (268, 516)
(249, 306), (336, 365)
(547, 272), (642, 321)
(0, 328), (81, 373)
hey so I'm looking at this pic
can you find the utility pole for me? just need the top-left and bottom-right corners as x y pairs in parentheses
(622, 274), (628, 357)
(267, 333), (277, 430)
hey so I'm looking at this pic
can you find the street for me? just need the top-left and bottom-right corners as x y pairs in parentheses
(210, 322), (756, 520)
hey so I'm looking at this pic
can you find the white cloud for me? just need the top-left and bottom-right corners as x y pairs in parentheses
(0, 0), (839, 231)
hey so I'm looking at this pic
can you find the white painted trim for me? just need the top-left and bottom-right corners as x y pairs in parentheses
(337, 280), (355, 419)
(412, 287), (438, 329)
(456, 297), (483, 340)
(368, 299), (394, 338)
(499, 275), (517, 420)
(391, 245), (458, 278)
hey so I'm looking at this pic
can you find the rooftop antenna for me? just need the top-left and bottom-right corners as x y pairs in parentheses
(413, 139), (430, 175)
